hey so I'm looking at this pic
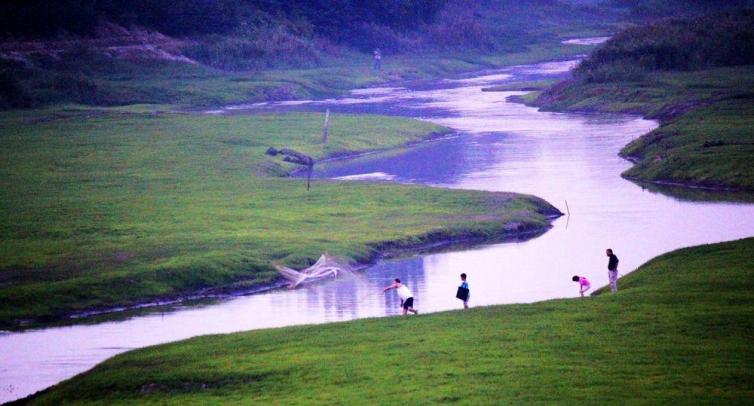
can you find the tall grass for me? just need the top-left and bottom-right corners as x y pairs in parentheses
(575, 9), (754, 83)
(182, 24), (328, 71)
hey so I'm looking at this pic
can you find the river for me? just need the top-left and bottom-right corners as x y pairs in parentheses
(2, 57), (754, 403)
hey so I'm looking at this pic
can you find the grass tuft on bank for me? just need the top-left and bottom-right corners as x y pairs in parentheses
(0, 108), (560, 329)
(22, 237), (754, 404)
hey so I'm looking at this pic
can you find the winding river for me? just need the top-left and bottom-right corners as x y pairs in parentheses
(3, 56), (754, 403)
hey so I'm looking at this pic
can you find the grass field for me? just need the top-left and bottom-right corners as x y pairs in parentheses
(0, 108), (560, 329)
(21, 237), (754, 404)
(534, 66), (754, 190)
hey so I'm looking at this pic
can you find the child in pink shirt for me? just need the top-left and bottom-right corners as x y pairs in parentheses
(572, 275), (591, 298)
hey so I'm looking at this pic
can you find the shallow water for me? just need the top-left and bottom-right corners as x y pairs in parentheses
(3, 58), (754, 403)
(561, 36), (610, 45)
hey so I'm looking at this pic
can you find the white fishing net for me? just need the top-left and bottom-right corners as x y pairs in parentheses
(274, 253), (352, 288)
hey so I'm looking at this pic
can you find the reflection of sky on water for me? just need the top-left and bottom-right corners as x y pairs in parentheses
(4, 57), (754, 403)
(312, 70), (754, 314)
(205, 58), (581, 118)
(562, 36), (610, 45)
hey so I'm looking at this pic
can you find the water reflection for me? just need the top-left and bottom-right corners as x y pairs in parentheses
(561, 36), (610, 45)
(632, 181), (754, 203)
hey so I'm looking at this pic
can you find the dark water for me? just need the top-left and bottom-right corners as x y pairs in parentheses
(3, 57), (754, 403)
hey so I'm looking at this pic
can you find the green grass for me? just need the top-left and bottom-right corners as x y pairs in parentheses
(535, 66), (754, 190)
(622, 100), (754, 190)
(481, 79), (558, 92)
(0, 108), (559, 329)
(24, 237), (754, 404)
(8, 39), (598, 110)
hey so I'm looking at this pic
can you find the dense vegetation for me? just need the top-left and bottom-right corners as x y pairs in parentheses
(0, 0), (696, 110)
(0, 0), (604, 54)
(0, 0), (621, 109)
(21, 237), (754, 404)
(5, 1), (751, 42)
(610, 0), (754, 18)
(0, 1), (446, 42)
(535, 10), (754, 190)
(574, 10), (754, 82)
(4, 1), (752, 110)
(0, 107), (559, 329)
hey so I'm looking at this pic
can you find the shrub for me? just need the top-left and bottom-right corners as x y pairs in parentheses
(427, 11), (496, 51)
(0, 67), (32, 108)
(575, 9), (754, 82)
(31, 72), (100, 105)
(344, 22), (419, 54)
(183, 26), (324, 71)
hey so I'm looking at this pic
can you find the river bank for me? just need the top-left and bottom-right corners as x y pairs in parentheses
(19, 211), (558, 331)
(0, 107), (561, 330)
(3, 55), (754, 405)
(528, 11), (754, 192)
(17, 237), (754, 404)
(530, 67), (754, 192)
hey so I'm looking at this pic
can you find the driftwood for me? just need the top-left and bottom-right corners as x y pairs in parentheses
(266, 147), (314, 166)
(266, 146), (315, 190)
(322, 108), (330, 144)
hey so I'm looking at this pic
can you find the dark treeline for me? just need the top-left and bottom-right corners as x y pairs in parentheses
(6, 1), (753, 43)
(610, 0), (754, 18)
(0, 0), (446, 42)
(4, 1), (752, 53)
(575, 10), (754, 82)
(3, 1), (752, 109)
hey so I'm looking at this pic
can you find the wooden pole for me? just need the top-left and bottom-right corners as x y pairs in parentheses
(322, 108), (330, 144)
(307, 165), (312, 191)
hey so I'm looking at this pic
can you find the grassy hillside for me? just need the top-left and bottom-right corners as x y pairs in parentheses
(4, 1), (754, 110)
(0, 0), (631, 109)
(21, 237), (754, 404)
(0, 107), (560, 329)
(0, 40), (595, 110)
(534, 11), (754, 191)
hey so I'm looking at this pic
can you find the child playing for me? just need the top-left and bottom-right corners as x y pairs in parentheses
(572, 275), (591, 298)
(459, 273), (470, 309)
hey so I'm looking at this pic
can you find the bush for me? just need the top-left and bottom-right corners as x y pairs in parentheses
(0, 67), (32, 108)
(577, 61), (646, 83)
(575, 9), (754, 82)
(344, 22), (418, 53)
(183, 26), (324, 71)
(31, 72), (100, 105)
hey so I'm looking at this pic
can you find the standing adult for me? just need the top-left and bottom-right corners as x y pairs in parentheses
(606, 248), (619, 293)
(373, 48), (382, 71)
(384, 278), (418, 315)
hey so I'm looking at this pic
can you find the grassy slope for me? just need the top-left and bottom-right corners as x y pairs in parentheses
(2, 0), (627, 109)
(0, 108), (559, 329)
(24, 238), (754, 404)
(535, 66), (754, 190)
(12, 41), (597, 109)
